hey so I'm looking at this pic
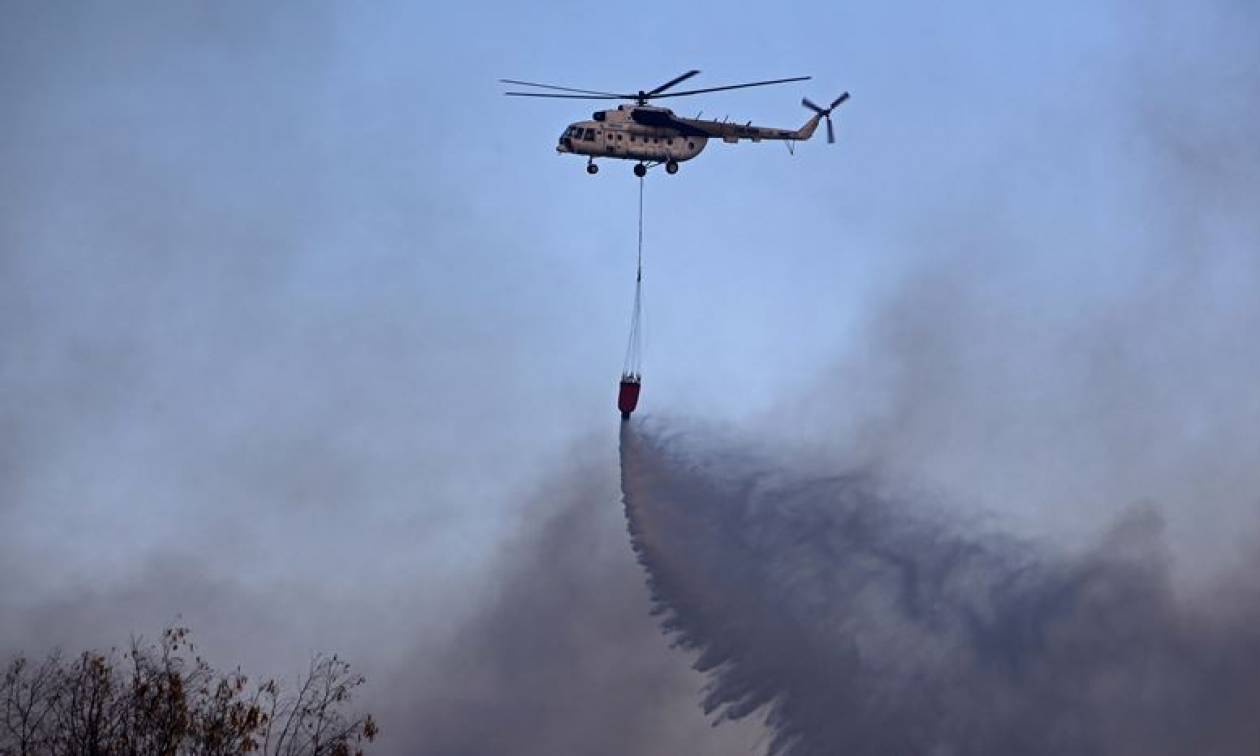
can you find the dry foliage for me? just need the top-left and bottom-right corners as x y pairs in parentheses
(1, 627), (377, 756)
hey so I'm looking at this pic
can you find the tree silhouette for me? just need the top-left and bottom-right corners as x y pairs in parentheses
(1, 627), (377, 756)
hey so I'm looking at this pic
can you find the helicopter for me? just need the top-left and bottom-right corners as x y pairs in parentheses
(501, 70), (849, 176)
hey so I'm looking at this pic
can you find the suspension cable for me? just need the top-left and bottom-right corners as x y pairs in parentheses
(622, 177), (645, 378)
(637, 175), (643, 282)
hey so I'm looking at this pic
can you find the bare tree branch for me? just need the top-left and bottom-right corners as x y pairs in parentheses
(0, 628), (376, 756)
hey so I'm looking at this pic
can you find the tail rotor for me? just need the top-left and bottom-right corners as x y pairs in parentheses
(802, 92), (849, 143)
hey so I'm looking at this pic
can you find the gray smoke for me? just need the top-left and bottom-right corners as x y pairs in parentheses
(621, 420), (1260, 756)
(383, 449), (764, 755)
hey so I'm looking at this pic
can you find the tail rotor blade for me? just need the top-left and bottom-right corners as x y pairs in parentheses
(803, 91), (845, 143)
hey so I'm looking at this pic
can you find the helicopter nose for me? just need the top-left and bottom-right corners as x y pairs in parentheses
(558, 136), (572, 152)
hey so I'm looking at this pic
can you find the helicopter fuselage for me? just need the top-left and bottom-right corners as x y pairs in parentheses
(556, 103), (822, 173)
(557, 105), (709, 165)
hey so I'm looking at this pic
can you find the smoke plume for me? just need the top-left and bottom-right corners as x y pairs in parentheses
(382, 447), (764, 755)
(621, 420), (1260, 756)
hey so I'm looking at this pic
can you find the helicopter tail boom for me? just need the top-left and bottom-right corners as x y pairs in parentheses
(793, 112), (825, 141)
(675, 91), (849, 144)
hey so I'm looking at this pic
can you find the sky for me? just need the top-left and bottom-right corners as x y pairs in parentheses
(2, 1), (1259, 753)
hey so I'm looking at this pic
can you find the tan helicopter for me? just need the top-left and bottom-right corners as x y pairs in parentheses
(502, 70), (848, 176)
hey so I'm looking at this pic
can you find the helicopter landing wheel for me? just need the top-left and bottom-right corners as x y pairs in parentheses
(665, 160), (679, 175)
(586, 162), (599, 175)
(633, 163), (647, 178)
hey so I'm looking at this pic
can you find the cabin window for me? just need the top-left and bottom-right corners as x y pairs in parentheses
(667, 138), (674, 145)
(584, 128), (595, 140)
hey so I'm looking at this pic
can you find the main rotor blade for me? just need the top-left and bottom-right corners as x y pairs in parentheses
(503, 92), (626, 99)
(647, 69), (701, 96)
(826, 116), (835, 144)
(650, 75), (811, 99)
(499, 79), (625, 97)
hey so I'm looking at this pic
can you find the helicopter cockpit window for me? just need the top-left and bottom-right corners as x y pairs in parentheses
(584, 128), (595, 140)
